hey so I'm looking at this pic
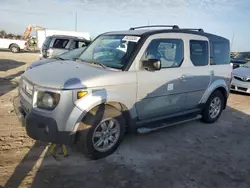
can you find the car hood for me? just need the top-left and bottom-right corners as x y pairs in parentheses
(232, 67), (250, 77)
(231, 58), (247, 64)
(23, 60), (129, 89)
(28, 58), (58, 69)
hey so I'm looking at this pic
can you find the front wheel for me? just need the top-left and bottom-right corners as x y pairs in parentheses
(76, 105), (125, 160)
(202, 90), (225, 123)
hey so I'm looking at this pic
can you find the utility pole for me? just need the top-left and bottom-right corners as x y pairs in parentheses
(231, 31), (235, 50)
(75, 11), (78, 31)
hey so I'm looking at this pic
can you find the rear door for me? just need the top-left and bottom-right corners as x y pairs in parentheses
(182, 36), (211, 109)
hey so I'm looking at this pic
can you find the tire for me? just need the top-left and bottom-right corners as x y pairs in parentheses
(10, 44), (20, 53)
(202, 90), (225, 123)
(76, 105), (125, 160)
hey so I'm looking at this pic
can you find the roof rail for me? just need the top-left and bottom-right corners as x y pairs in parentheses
(129, 25), (179, 30)
(180, 28), (204, 32)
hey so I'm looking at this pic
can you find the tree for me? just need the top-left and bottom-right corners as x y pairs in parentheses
(0, 30), (7, 38)
(16, 35), (22, 40)
(6, 33), (14, 39)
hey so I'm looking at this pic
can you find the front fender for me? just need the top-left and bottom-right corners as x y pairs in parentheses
(199, 79), (229, 104)
(72, 88), (137, 131)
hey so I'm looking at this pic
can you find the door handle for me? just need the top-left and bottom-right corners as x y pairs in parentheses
(180, 75), (186, 82)
(180, 75), (193, 82)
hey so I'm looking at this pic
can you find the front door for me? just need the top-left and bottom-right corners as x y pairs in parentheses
(135, 34), (190, 120)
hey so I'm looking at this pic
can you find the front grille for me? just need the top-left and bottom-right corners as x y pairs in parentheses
(20, 78), (34, 98)
(238, 87), (247, 91)
(234, 76), (250, 82)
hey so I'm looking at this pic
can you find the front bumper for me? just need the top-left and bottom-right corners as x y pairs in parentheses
(231, 79), (250, 94)
(13, 96), (75, 144)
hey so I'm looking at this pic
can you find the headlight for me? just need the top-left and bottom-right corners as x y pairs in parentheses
(36, 91), (60, 110)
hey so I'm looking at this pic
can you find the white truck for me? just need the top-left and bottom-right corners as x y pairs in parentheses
(0, 38), (28, 53)
(36, 29), (90, 49)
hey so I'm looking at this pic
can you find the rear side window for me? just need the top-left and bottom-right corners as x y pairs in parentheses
(52, 39), (69, 49)
(79, 41), (89, 48)
(212, 42), (230, 65)
(190, 40), (209, 66)
(71, 41), (89, 49)
(43, 37), (53, 47)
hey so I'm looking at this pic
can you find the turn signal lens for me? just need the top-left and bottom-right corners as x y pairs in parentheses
(77, 91), (88, 99)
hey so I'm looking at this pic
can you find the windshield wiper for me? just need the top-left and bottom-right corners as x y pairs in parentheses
(77, 59), (107, 69)
(88, 62), (107, 69)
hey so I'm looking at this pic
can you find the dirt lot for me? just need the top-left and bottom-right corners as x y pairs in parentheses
(0, 51), (250, 188)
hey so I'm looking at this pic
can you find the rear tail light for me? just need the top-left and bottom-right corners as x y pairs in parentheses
(47, 49), (53, 55)
(24, 42), (27, 46)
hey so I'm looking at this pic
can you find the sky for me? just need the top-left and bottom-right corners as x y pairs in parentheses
(0, 0), (249, 51)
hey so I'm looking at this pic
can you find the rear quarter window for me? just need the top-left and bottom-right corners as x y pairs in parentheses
(52, 39), (69, 49)
(212, 42), (230, 65)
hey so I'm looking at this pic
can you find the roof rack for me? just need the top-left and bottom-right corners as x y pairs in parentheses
(180, 28), (204, 32)
(129, 25), (179, 30)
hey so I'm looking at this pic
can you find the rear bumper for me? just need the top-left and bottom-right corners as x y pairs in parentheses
(13, 96), (75, 144)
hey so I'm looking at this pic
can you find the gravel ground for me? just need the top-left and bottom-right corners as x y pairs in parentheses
(0, 51), (250, 188)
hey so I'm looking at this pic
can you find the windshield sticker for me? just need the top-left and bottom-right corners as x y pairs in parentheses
(122, 36), (140, 42)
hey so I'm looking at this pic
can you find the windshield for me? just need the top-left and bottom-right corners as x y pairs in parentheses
(234, 52), (250, 59)
(241, 61), (250, 68)
(78, 35), (141, 69)
(58, 47), (86, 60)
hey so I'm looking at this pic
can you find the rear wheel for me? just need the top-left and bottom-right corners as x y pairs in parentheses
(202, 90), (225, 123)
(10, 44), (20, 53)
(76, 105), (125, 160)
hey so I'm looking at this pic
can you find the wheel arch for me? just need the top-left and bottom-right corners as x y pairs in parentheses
(74, 92), (137, 132)
(200, 79), (229, 109)
(9, 43), (20, 49)
(214, 87), (227, 109)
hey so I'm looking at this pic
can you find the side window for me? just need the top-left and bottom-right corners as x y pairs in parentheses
(52, 39), (69, 49)
(212, 42), (230, 65)
(144, 39), (184, 68)
(78, 41), (88, 48)
(190, 40), (208, 66)
(71, 41), (88, 49)
(71, 41), (78, 49)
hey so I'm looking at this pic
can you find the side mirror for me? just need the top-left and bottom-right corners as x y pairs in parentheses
(142, 59), (161, 71)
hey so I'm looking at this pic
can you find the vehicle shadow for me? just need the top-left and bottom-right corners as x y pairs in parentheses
(0, 71), (24, 96)
(4, 76), (250, 187)
(3, 141), (48, 188)
(0, 49), (39, 54)
(4, 106), (250, 188)
(0, 59), (25, 72)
